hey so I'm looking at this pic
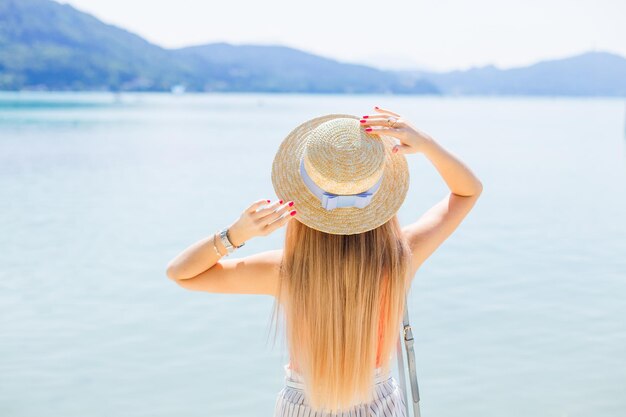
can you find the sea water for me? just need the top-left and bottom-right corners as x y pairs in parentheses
(0, 92), (625, 417)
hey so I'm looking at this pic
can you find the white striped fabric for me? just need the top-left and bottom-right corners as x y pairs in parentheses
(274, 363), (408, 417)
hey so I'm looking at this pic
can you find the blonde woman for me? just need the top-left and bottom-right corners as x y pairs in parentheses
(166, 106), (483, 416)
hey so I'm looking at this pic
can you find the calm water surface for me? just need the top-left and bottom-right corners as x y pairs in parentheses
(1, 92), (625, 417)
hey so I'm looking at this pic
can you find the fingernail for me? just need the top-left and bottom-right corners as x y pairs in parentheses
(392, 147), (398, 153)
(365, 128), (372, 132)
(279, 200), (283, 204)
(374, 106), (379, 109)
(266, 199), (270, 203)
(360, 119), (366, 123)
(288, 201), (294, 207)
(362, 115), (369, 118)
(290, 210), (296, 216)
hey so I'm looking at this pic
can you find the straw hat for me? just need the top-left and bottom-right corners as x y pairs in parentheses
(271, 113), (410, 235)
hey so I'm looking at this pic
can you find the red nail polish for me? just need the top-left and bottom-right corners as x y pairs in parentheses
(266, 199), (270, 203)
(288, 201), (294, 207)
(362, 115), (369, 118)
(290, 210), (296, 216)
(374, 106), (379, 109)
(279, 200), (283, 204)
(365, 128), (372, 132)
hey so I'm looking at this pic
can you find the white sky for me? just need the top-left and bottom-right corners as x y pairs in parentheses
(57, 0), (625, 72)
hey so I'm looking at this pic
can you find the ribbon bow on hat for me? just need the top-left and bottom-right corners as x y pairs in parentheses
(321, 191), (373, 210)
(299, 158), (384, 210)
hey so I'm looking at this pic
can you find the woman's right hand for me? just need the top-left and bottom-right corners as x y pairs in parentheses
(360, 106), (434, 155)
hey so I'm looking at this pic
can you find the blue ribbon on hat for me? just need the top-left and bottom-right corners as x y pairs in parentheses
(299, 158), (384, 210)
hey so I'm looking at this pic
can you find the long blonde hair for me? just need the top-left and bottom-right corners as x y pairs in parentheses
(268, 214), (412, 413)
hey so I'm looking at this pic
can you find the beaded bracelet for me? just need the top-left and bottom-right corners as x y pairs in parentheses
(212, 232), (225, 257)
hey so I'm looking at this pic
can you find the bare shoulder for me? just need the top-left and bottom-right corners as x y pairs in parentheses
(263, 248), (284, 272)
(262, 248), (284, 297)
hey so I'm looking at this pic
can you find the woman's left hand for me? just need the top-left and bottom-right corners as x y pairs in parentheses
(227, 199), (296, 246)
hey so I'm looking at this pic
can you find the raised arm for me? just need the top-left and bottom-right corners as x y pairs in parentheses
(360, 106), (483, 276)
(401, 139), (482, 275)
(165, 199), (296, 296)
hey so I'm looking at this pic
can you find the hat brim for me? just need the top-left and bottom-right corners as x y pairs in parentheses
(271, 113), (410, 235)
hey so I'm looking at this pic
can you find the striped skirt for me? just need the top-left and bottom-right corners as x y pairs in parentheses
(274, 363), (407, 417)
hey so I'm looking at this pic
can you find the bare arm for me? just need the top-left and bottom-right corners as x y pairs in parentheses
(418, 137), (483, 197)
(361, 106), (483, 275)
(169, 249), (283, 296)
(166, 199), (293, 280)
(165, 199), (296, 296)
(402, 138), (483, 273)
(166, 232), (231, 281)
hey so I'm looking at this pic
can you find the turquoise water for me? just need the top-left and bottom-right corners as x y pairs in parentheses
(1, 92), (625, 417)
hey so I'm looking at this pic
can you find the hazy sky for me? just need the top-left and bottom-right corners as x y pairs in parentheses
(58, 0), (625, 72)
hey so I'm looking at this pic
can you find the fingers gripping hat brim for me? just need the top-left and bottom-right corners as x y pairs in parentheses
(271, 114), (410, 235)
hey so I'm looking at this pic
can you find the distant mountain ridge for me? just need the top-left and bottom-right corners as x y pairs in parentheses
(0, 0), (625, 96)
(0, 0), (193, 90)
(0, 0), (437, 93)
(171, 43), (439, 93)
(398, 51), (626, 96)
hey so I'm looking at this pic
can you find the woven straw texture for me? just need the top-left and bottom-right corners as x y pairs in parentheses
(271, 114), (410, 235)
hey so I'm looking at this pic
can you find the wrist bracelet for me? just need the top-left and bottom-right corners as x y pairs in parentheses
(212, 232), (224, 257)
(219, 227), (245, 255)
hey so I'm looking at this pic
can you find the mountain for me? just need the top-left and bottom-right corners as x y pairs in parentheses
(172, 43), (439, 93)
(397, 51), (626, 97)
(0, 0), (201, 90)
(0, 0), (624, 96)
(0, 0), (438, 93)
